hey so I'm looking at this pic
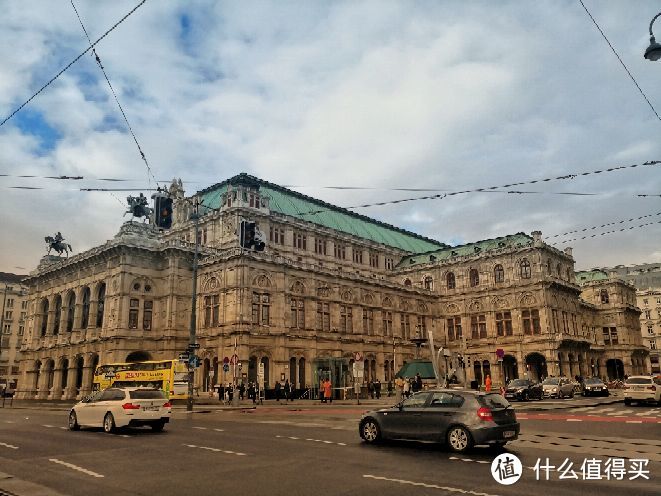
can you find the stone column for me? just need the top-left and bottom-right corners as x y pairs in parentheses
(50, 363), (65, 400)
(79, 358), (95, 398)
(64, 362), (78, 400)
(17, 362), (38, 400)
(36, 362), (50, 400)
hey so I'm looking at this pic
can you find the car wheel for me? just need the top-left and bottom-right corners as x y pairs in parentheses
(447, 426), (473, 453)
(103, 413), (116, 434)
(522, 391), (529, 402)
(569, 390), (574, 399)
(558, 391), (564, 399)
(624, 399), (631, 406)
(151, 421), (165, 432)
(68, 411), (80, 431)
(360, 418), (381, 444)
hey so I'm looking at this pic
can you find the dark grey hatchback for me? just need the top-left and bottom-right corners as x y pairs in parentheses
(359, 389), (519, 453)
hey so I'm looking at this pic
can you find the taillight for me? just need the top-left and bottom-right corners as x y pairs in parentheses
(477, 407), (493, 421)
(163, 402), (172, 408)
(649, 385), (656, 391)
(122, 402), (140, 410)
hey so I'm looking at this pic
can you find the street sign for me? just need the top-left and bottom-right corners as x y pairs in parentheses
(188, 356), (200, 368)
(223, 356), (230, 364)
(178, 353), (190, 361)
(238, 362), (242, 371)
(354, 352), (363, 361)
(188, 343), (200, 349)
(353, 361), (364, 378)
(223, 363), (230, 372)
(230, 354), (239, 365)
(257, 362), (265, 387)
(496, 348), (505, 359)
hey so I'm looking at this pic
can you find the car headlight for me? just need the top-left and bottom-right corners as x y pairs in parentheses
(552, 387), (558, 392)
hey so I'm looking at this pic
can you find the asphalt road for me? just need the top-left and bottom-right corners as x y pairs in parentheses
(0, 400), (659, 496)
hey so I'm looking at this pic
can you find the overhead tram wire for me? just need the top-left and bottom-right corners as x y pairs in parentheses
(0, 0), (148, 128)
(547, 211), (661, 239)
(294, 159), (661, 215)
(70, 0), (156, 189)
(551, 219), (661, 245)
(577, 0), (661, 122)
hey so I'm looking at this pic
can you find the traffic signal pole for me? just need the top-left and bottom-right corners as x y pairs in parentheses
(187, 198), (200, 412)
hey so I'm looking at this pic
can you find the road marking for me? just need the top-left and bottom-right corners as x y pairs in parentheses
(476, 461), (489, 464)
(59, 427), (67, 430)
(120, 434), (130, 438)
(42, 424), (55, 428)
(183, 444), (248, 456)
(49, 459), (103, 478)
(626, 420), (643, 424)
(193, 426), (208, 430)
(0, 442), (19, 449)
(566, 419), (582, 422)
(213, 428), (224, 432)
(363, 475), (500, 496)
(288, 436), (299, 440)
(4, 421), (16, 424)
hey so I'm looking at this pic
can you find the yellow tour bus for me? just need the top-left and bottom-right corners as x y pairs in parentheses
(93, 360), (190, 399)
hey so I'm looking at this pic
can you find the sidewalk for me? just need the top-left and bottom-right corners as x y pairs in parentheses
(0, 472), (67, 496)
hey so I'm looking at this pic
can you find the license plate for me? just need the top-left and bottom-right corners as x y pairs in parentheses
(503, 431), (515, 439)
(143, 406), (159, 411)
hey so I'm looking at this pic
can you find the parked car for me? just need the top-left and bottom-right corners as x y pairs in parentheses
(504, 379), (543, 401)
(541, 377), (575, 398)
(358, 389), (520, 453)
(623, 376), (661, 406)
(581, 377), (609, 397)
(68, 387), (171, 433)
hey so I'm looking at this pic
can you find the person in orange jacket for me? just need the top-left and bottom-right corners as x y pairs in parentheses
(485, 374), (492, 392)
(324, 378), (332, 404)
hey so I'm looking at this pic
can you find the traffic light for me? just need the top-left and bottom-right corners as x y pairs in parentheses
(239, 220), (265, 251)
(152, 191), (173, 229)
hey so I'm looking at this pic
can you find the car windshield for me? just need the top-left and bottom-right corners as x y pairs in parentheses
(479, 393), (511, 410)
(626, 377), (652, 385)
(584, 378), (603, 384)
(542, 378), (559, 385)
(509, 380), (529, 387)
(129, 389), (166, 399)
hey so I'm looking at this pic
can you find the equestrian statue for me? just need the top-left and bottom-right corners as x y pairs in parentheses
(124, 193), (153, 222)
(44, 232), (72, 257)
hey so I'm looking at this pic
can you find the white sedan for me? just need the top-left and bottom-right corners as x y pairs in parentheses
(68, 387), (172, 433)
(623, 376), (661, 406)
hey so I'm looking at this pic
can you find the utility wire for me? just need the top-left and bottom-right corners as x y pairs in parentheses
(548, 211), (661, 239)
(70, 0), (156, 188)
(551, 219), (661, 245)
(0, 0), (148, 128)
(296, 159), (660, 215)
(577, 0), (661, 122)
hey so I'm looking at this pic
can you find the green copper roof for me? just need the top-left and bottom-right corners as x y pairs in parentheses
(398, 233), (533, 267)
(575, 270), (609, 284)
(198, 174), (446, 253)
(395, 360), (437, 379)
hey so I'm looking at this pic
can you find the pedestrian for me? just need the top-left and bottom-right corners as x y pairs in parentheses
(485, 374), (492, 392)
(218, 384), (225, 403)
(415, 373), (423, 392)
(284, 379), (290, 401)
(275, 380), (282, 401)
(387, 380), (393, 397)
(289, 381), (295, 402)
(368, 380), (374, 399)
(227, 383), (234, 402)
(239, 382), (245, 400)
(319, 379), (326, 403)
(403, 377), (411, 398)
(248, 382), (256, 404)
(324, 378), (332, 404)
(375, 379), (381, 399)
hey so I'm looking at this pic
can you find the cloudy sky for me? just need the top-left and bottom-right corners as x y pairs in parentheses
(1, 0), (660, 274)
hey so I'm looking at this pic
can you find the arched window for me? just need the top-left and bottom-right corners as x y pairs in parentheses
(446, 272), (456, 289)
(96, 283), (106, 328)
(40, 298), (49, 336)
(469, 269), (479, 287)
(53, 295), (62, 335)
(66, 292), (75, 332)
(81, 287), (91, 329)
(520, 259), (531, 279)
(556, 263), (562, 277)
(494, 264), (504, 283)
(404, 279), (412, 287)
(423, 276), (433, 290)
(600, 289), (609, 304)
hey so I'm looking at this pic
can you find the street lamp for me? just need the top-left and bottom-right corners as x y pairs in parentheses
(186, 198), (200, 412)
(644, 12), (661, 61)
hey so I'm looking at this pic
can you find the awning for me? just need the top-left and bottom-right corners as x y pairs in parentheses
(395, 360), (437, 380)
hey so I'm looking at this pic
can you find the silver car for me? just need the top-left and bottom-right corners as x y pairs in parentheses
(541, 377), (575, 399)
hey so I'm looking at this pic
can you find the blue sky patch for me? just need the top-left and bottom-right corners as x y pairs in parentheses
(13, 109), (61, 154)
